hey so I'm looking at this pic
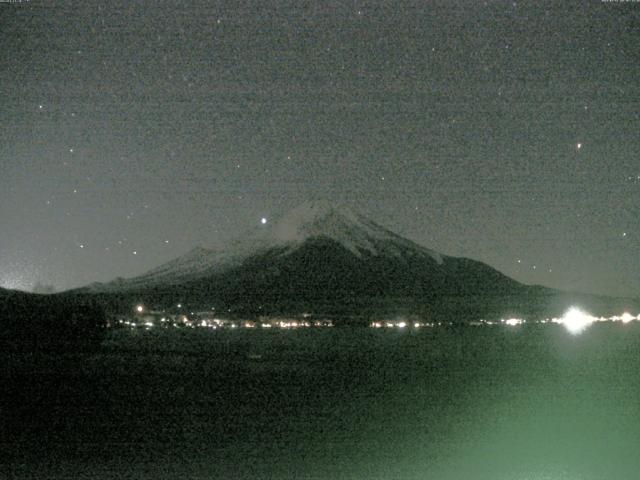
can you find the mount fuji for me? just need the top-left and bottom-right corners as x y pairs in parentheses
(92, 201), (448, 289)
(77, 201), (561, 319)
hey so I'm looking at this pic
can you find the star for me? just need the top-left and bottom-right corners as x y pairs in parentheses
(576, 142), (582, 150)
(261, 218), (267, 224)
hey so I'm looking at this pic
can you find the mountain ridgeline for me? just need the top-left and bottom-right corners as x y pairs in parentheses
(73, 202), (637, 322)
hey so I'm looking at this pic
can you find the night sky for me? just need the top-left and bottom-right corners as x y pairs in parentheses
(1, 0), (638, 297)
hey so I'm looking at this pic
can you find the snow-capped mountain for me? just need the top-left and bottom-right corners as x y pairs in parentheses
(80, 201), (534, 317)
(65, 201), (640, 320)
(89, 201), (446, 290)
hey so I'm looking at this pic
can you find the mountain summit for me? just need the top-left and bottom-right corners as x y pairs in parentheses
(259, 200), (444, 261)
(92, 201), (446, 290)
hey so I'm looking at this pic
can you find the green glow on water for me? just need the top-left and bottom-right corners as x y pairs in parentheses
(5, 324), (640, 479)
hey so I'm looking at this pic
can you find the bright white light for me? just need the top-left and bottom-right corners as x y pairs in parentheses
(261, 217), (267, 224)
(621, 312), (634, 324)
(135, 305), (144, 313)
(397, 321), (406, 328)
(562, 307), (593, 334)
(504, 318), (522, 326)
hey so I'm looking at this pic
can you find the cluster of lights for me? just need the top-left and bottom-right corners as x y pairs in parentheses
(503, 318), (525, 326)
(370, 321), (436, 329)
(275, 320), (307, 328)
(499, 308), (639, 335)
(126, 305), (638, 335)
(122, 306), (334, 330)
(119, 319), (336, 330)
(367, 309), (639, 334)
(548, 308), (639, 334)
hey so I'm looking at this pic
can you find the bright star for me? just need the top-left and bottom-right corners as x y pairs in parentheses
(261, 218), (267, 224)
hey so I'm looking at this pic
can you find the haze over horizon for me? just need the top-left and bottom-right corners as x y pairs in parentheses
(2, 1), (639, 297)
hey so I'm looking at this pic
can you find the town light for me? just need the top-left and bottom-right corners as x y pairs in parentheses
(621, 312), (634, 324)
(562, 307), (593, 334)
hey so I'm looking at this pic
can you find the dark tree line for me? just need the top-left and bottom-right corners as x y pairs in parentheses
(0, 291), (106, 351)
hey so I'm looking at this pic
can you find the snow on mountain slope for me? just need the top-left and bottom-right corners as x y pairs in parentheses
(262, 201), (443, 261)
(88, 201), (445, 290)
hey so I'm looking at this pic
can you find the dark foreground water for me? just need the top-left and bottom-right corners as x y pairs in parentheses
(3, 324), (640, 479)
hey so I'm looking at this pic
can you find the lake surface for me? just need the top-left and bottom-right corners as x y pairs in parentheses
(3, 324), (640, 479)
